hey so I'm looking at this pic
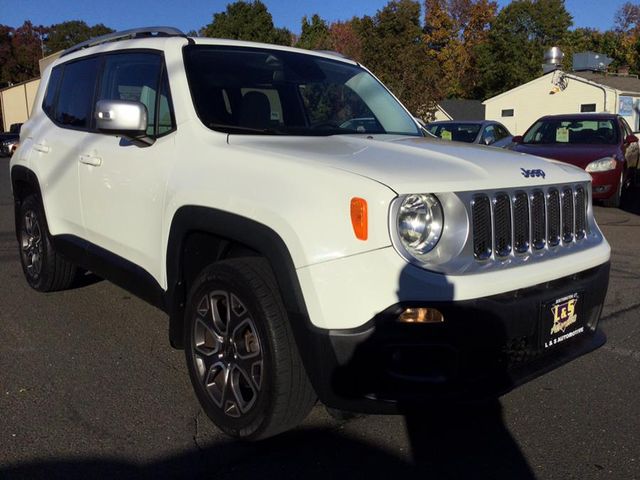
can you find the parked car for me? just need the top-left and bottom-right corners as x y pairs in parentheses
(426, 120), (513, 147)
(511, 113), (639, 207)
(0, 123), (21, 157)
(10, 27), (610, 440)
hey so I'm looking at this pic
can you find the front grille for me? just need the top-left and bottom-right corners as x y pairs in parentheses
(471, 185), (588, 261)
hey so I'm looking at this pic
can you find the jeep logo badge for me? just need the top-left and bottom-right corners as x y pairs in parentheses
(521, 168), (546, 179)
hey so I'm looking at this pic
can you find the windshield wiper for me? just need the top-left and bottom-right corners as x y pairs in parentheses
(209, 123), (286, 135)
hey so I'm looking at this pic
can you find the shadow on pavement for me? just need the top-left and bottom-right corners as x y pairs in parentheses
(2, 401), (534, 480)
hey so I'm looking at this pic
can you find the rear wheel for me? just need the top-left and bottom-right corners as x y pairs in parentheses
(184, 257), (316, 440)
(18, 195), (77, 291)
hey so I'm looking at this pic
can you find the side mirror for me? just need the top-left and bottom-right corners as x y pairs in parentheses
(625, 134), (638, 144)
(414, 116), (426, 128)
(95, 100), (154, 146)
(483, 136), (495, 145)
(512, 135), (523, 144)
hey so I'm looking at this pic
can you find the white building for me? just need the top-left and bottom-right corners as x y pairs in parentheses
(483, 70), (640, 135)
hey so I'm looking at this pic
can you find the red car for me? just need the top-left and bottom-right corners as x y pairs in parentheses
(512, 113), (640, 207)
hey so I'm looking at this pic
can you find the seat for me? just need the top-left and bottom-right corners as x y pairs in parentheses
(239, 91), (271, 129)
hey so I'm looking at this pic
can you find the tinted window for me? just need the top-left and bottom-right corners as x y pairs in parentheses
(156, 69), (174, 136)
(495, 124), (509, 140)
(501, 109), (514, 117)
(55, 57), (100, 129)
(580, 103), (596, 113)
(427, 123), (481, 143)
(43, 66), (63, 117)
(98, 52), (170, 136)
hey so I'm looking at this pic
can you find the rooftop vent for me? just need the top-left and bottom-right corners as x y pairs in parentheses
(543, 47), (564, 74)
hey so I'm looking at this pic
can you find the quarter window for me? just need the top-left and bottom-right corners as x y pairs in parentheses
(42, 66), (63, 117)
(54, 57), (100, 129)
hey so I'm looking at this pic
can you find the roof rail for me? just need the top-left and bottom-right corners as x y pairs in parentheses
(61, 26), (187, 57)
(314, 50), (347, 59)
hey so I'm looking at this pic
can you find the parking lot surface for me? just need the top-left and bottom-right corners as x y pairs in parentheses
(1, 158), (639, 479)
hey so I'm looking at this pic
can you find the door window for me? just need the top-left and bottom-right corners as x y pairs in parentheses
(98, 52), (175, 136)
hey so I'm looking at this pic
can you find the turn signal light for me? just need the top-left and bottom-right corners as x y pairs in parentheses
(350, 197), (368, 241)
(398, 307), (444, 324)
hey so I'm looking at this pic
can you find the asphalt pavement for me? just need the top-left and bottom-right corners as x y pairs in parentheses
(1, 157), (639, 479)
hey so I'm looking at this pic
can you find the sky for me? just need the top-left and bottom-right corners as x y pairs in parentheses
(0, 0), (630, 34)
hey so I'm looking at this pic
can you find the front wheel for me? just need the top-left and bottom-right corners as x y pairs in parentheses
(184, 257), (316, 440)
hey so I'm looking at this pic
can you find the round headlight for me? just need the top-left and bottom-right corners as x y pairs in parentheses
(397, 194), (443, 258)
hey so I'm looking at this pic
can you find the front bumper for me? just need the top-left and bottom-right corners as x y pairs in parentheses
(295, 262), (609, 413)
(590, 168), (622, 200)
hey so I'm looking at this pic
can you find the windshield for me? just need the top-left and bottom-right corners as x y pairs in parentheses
(523, 119), (619, 145)
(183, 45), (420, 136)
(426, 123), (481, 143)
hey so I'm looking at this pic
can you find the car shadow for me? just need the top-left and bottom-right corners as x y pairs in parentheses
(1, 403), (533, 479)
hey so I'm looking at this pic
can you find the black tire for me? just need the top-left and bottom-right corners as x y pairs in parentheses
(184, 257), (316, 440)
(17, 195), (77, 291)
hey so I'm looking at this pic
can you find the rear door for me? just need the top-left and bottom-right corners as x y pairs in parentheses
(31, 57), (101, 237)
(77, 51), (176, 284)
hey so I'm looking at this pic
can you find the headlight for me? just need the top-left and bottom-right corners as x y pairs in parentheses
(585, 157), (617, 172)
(397, 193), (443, 259)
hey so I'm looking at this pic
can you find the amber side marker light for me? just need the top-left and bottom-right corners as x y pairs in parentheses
(350, 197), (368, 241)
(398, 307), (445, 324)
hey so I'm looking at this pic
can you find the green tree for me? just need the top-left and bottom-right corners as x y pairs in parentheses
(475, 0), (573, 99)
(296, 14), (331, 50)
(360, 0), (441, 118)
(424, 0), (497, 98)
(45, 21), (113, 55)
(202, 1), (292, 45)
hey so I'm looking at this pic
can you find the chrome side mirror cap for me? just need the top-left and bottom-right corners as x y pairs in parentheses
(95, 100), (154, 146)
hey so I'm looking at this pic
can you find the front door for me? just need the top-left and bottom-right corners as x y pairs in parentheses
(78, 51), (176, 284)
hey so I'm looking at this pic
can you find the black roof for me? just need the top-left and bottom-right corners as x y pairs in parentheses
(438, 99), (485, 120)
(572, 71), (640, 94)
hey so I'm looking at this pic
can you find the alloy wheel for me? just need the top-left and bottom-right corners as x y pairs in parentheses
(192, 290), (263, 418)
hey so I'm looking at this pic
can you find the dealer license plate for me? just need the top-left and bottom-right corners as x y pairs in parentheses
(541, 292), (584, 349)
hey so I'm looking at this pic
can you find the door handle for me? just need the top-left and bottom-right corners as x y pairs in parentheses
(79, 154), (102, 167)
(33, 143), (50, 153)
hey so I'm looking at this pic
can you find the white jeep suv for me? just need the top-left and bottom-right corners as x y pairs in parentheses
(10, 27), (611, 439)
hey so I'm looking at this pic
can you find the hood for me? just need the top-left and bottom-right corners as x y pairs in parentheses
(511, 143), (618, 170)
(228, 134), (591, 194)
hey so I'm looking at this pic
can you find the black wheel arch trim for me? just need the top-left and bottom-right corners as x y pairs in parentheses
(10, 165), (45, 242)
(165, 206), (311, 348)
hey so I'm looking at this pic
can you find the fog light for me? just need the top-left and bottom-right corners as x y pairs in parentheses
(398, 307), (444, 324)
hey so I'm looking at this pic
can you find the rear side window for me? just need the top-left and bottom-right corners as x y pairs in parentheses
(42, 66), (63, 117)
(98, 52), (174, 137)
(54, 57), (100, 129)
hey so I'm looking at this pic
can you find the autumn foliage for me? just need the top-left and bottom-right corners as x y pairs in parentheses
(3, 1), (640, 120)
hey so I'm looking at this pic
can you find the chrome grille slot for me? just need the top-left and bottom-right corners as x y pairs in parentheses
(575, 186), (586, 239)
(561, 186), (574, 243)
(530, 190), (546, 250)
(469, 183), (589, 262)
(493, 193), (512, 257)
(472, 195), (492, 260)
(513, 191), (529, 253)
(547, 189), (561, 247)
